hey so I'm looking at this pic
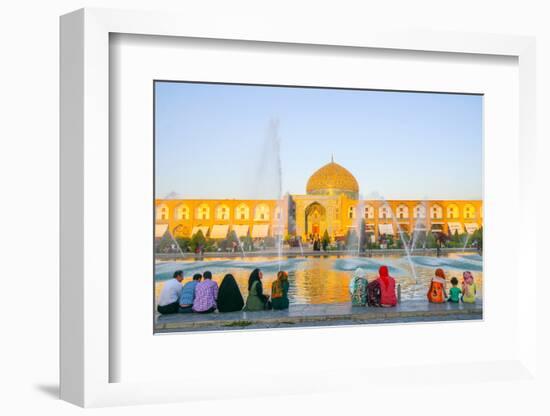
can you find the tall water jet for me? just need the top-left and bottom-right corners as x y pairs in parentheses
(263, 119), (284, 270)
(354, 195), (366, 256)
(275, 195), (286, 269)
(235, 233), (246, 257)
(462, 232), (471, 252)
(410, 199), (428, 253)
(382, 198), (418, 284)
(297, 238), (304, 256)
(155, 228), (186, 259)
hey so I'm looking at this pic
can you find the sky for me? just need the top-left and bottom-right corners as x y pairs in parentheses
(155, 82), (483, 200)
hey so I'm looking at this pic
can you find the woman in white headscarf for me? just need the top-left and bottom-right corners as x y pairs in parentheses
(349, 267), (368, 306)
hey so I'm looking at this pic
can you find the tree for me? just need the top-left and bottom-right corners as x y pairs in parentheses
(321, 230), (331, 251)
(155, 234), (173, 253)
(472, 226), (483, 250)
(190, 229), (206, 252)
(175, 237), (191, 252)
(425, 231), (437, 248)
(452, 229), (460, 243)
(227, 230), (239, 244)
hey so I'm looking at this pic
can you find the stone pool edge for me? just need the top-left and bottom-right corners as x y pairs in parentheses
(155, 302), (483, 332)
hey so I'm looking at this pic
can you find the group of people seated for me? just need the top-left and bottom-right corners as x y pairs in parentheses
(349, 266), (398, 307)
(427, 268), (477, 304)
(349, 266), (477, 307)
(158, 265), (477, 315)
(157, 268), (290, 315)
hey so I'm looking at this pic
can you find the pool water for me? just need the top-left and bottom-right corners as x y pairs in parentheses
(154, 253), (483, 305)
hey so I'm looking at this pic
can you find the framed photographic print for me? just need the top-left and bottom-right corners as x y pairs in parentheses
(60, 7), (538, 408)
(152, 81), (484, 335)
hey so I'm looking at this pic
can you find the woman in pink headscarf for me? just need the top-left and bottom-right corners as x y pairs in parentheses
(376, 265), (397, 307)
(461, 271), (477, 303)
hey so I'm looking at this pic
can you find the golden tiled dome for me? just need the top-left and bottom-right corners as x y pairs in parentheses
(306, 160), (359, 197)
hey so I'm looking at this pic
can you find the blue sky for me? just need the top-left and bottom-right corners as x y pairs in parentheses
(155, 82), (482, 200)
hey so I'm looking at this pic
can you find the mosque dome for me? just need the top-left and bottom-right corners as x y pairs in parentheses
(306, 158), (359, 199)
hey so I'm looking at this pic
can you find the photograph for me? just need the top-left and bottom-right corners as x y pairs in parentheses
(1, 0), (544, 412)
(153, 81), (483, 333)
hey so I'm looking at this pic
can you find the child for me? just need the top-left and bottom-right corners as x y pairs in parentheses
(462, 271), (477, 303)
(447, 277), (461, 303)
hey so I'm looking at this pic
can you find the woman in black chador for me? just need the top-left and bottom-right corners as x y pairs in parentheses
(217, 274), (245, 312)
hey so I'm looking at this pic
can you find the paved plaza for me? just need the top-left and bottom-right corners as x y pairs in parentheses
(155, 299), (482, 333)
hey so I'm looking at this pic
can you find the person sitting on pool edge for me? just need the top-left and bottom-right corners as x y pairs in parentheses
(349, 268), (368, 306)
(192, 271), (218, 314)
(461, 271), (477, 304)
(447, 277), (462, 303)
(217, 274), (245, 313)
(271, 271), (290, 310)
(157, 270), (184, 315)
(244, 268), (271, 311)
(427, 268), (447, 303)
(178, 273), (202, 313)
(376, 265), (397, 307)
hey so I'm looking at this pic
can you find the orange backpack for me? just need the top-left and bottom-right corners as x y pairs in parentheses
(427, 281), (445, 303)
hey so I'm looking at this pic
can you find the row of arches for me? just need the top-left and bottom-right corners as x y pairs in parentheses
(347, 203), (478, 220)
(156, 203), (282, 222)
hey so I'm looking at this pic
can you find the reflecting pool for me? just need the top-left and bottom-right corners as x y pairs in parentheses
(154, 253), (483, 305)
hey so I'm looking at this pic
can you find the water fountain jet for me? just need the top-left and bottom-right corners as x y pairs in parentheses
(382, 198), (418, 284)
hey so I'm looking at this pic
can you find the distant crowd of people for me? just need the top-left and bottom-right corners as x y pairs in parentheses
(157, 265), (477, 315)
(157, 268), (289, 315)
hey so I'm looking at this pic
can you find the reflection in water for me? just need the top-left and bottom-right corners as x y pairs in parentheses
(155, 253), (483, 305)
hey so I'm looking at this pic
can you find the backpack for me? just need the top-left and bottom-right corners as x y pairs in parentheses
(366, 280), (381, 307)
(427, 281), (445, 303)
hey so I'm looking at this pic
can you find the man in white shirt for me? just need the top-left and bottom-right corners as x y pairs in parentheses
(157, 270), (184, 314)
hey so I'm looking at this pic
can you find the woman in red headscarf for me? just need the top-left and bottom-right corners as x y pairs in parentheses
(377, 265), (397, 307)
(427, 268), (447, 303)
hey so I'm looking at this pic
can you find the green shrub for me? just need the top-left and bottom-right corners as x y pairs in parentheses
(175, 237), (191, 252)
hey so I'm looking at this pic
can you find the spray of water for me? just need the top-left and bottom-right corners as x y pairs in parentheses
(297, 239), (304, 256)
(235, 233), (246, 257)
(382, 198), (418, 284)
(259, 119), (285, 270)
(164, 229), (186, 259)
(354, 196), (365, 256)
(410, 199), (428, 253)
(462, 232), (471, 252)
(275, 197), (285, 269)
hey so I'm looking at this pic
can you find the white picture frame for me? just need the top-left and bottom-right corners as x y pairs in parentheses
(60, 7), (537, 407)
